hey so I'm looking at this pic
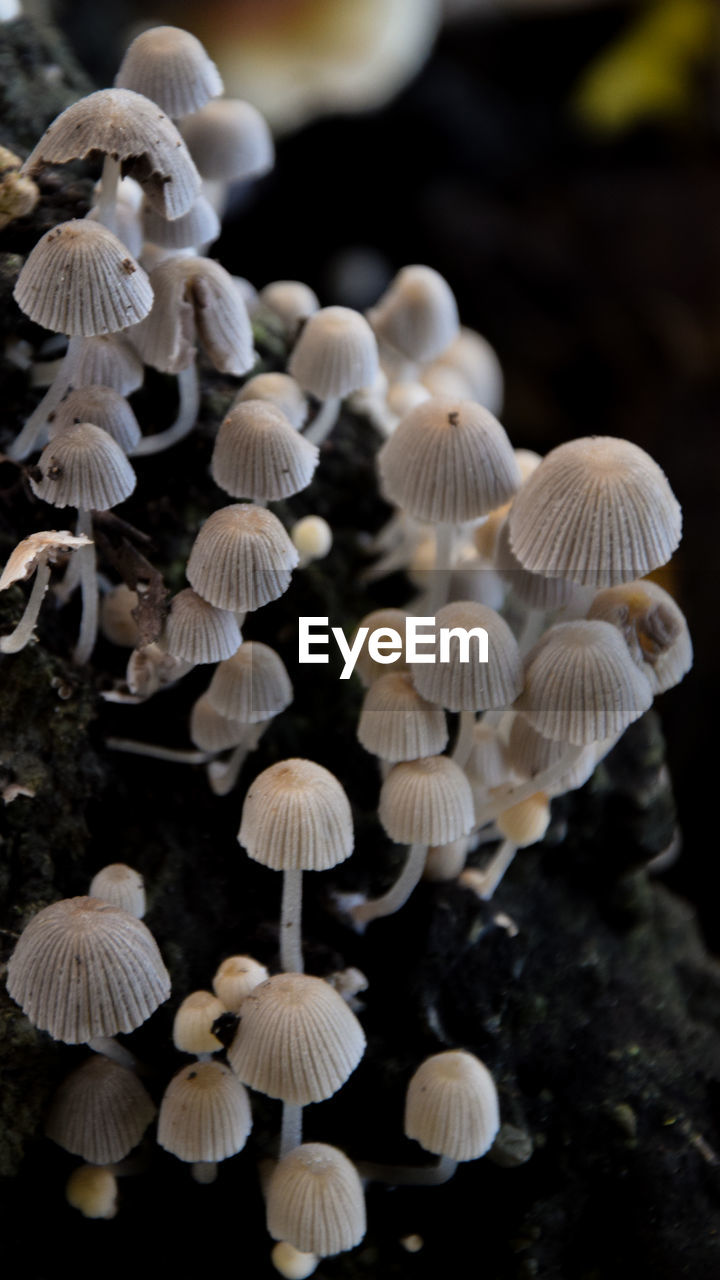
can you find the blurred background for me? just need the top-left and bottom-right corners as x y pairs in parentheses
(47, 0), (720, 944)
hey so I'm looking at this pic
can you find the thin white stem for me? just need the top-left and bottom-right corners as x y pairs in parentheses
(87, 1035), (138, 1070)
(6, 335), (86, 460)
(304, 396), (341, 446)
(357, 1153), (457, 1186)
(350, 842), (427, 928)
(459, 840), (518, 900)
(280, 1102), (303, 1159)
(92, 155), (122, 233)
(452, 708), (476, 768)
(473, 742), (584, 829)
(191, 1162), (218, 1184)
(207, 722), (267, 796)
(428, 522), (455, 614)
(73, 509), (98, 665)
(106, 737), (214, 764)
(132, 363), (200, 455)
(1, 559), (51, 653)
(280, 868), (304, 973)
(54, 509), (86, 605)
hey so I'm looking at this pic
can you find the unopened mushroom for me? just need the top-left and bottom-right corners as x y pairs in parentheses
(65, 1165), (117, 1219)
(212, 955), (269, 1012)
(172, 991), (225, 1056)
(587, 578), (692, 694)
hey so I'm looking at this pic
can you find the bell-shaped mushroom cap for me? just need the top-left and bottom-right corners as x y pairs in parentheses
(211, 400), (319, 502)
(45, 1055), (156, 1164)
(434, 326), (504, 414)
(14, 220), (153, 337)
(289, 306), (379, 399)
(65, 1165), (117, 1219)
(89, 863), (145, 918)
(379, 756), (474, 846)
(115, 26), (223, 118)
(142, 195), (220, 251)
(227, 973), (365, 1104)
(506, 711), (599, 795)
(496, 793), (551, 846)
(370, 264), (459, 364)
(465, 722), (512, 790)
(587, 579), (692, 695)
(180, 98), (274, 182)
(411, 602), (523, 712)
(257, 280), (320, 331)
(189, 694), (248, 753)
(238, 758), (353, 872)
(378, 398), (520, 524)
(353, 608), (410, 686)
(232, 372), (308, 430)
(50, 385), (141, 454)
(22, 88), (200, 220)
(405, 1050), (500, 1162)
(172, 990), (225, 1055)
(157, 1060), (252, 1163)
(187, 504), (298, 613)
(6, 896), (171, 1043)
(62, 333), (144, 395)
(31, 423), (136, 511)
(267, 1143), (366, 1257)
(494, 517), (576, 612)
(164, 588), (242, 665)
(357, 672), (448, 762)
(518, 620), (654, 745)
(137, 255), (254, 375)
(212, 955), (269, 1012)
(508, 436), (682, 586)
(207, 641), (292, 724)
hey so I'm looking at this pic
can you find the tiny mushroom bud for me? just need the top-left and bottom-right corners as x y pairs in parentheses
(66, 1165), (118, 1220)
(89, 863), (146, 918)
(291, 516), (333, 567)
(173, 991), (225, 1055)
(212, 955), (269, 1012)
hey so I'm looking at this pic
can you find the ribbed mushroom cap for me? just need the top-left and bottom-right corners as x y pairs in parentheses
(142, 195), (220, 250)
(173, 990), (225, 1055)
(496, 793), (550, 846)
(14, 220), (152, 337)
(65, 1165), (117, 1219)
(587, 579), (692, 695)
(50, 385), (141, 453)
(62, 333), (144, 395)
(238, 758), (353, 872)
(506, 712), (599, 795)
(508, 436), (682, 586)
(180, 98), (274, 181)
(405, 1050), (500, 1162)
(211, 400), (319, 502)
(207, 641), (292, 724)
(466, 722), (512, 789)
(164, 588), (242, 665)
(267, 1143), (366, 1257)
(212, 955), (269, 1012)
(378, 398), (520, 524)
(494, 517), (576, 612)
(157, 1060), (252, 1163)
(232, 372), (308, 430)
(370, 264), (459, 364)
(518, 620), (654, 745)
(353, 608), (410, 686)
(89, 863), (145, 918)
(22, 88), (200, 219)
(31, 423), (136, 511)
(6, 896), (171, 1043)
(227, 973), (365, 1104)
(379, 756), (474, 846)
(189, 694), (249, 753)
(257, 280), (319, 330)
(137, 255), (254, 375)
(434, 326), (504, 413)
(357, 672), (448, 762)
(411, 602), (523, 712)
(45, 1055), (155, 1164)
(289, 306), (379, 399)
(186, 504), (298, 613)
(115, 26), (223, 118)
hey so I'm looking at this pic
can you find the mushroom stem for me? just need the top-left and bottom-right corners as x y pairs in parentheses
(54, 509), (86, 605)
(207, 722), (268, 796)
(459, 840), (518, 900)
(73, 508), (99, 665)
(428, 521), (455, 613)
(357, 1153), (457, 1186)
(304, 396), (341, 446)
(92, 154), (122, 233)
(473, 742), (584, 828)
(191, 1161), (218, 1184)
(280, 1102), (303, 1159)
(350, 842), (427, 929)
(87, 1035), (139, 1071)
(0, 558), (51, 653)
(132, 363), (200, 455)
(106, 737), (214, 764)
(452, 709), (476, 768)
(7, 336), (86, 460)
(279, 868), (304, 973)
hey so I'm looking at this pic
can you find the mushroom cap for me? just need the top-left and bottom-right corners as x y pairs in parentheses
(410, 601), (523, 712)
(211, 400), (319, 502)
(207, 640), (293, 724)
(172, 990), (225, 1055)
(232, 372), (308, 430)
(100, 584), (140, 648)
(494, 516), (576, 612)
(291, 515), (333, 562)
(31, 423), (136, 511)
(518, 619), (654, 745)
(378, 397), (520, 524)
(157, 1060), (252, 1163)
(370, 264), (459, 364)
(137, 255), (254, 375)
(142, 195), (220, 251)
(6, 896), (171, 1043)
(14, 219), (153, 337)
(289, 305), (379, 399)
(353, 608), (410, 686)
(65, 1165), (117, 1219)
(189, 694), (249, 753)
(227, 973), (365, 1104)
(267, 1143), (366, 1257)
(61, 333), (144, 395)
(163, 588), (242, 665)
(187, 504), (298, 613)
(496, 793), (551, 846)
(434, 326), (504, 414)
(238, 758), (353, 872)
(115, 25), (223, 118)
(89, 863), (145, 918)
(379, 756), (474, 846)
(22, 88), (200, 219)
(45, 1055), (155, 1164)
(50, 385), (141, 453)
(508, 436), (682, 586)
(257, 280), (320, 331)
(405, 1050), (500, 1162)
(212, 954), (269, 1012)
(465, 721), (512, 789)
(180, 98), (274, 182)
(587, 579), (692, 695)
(357, 671), (448, 762)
